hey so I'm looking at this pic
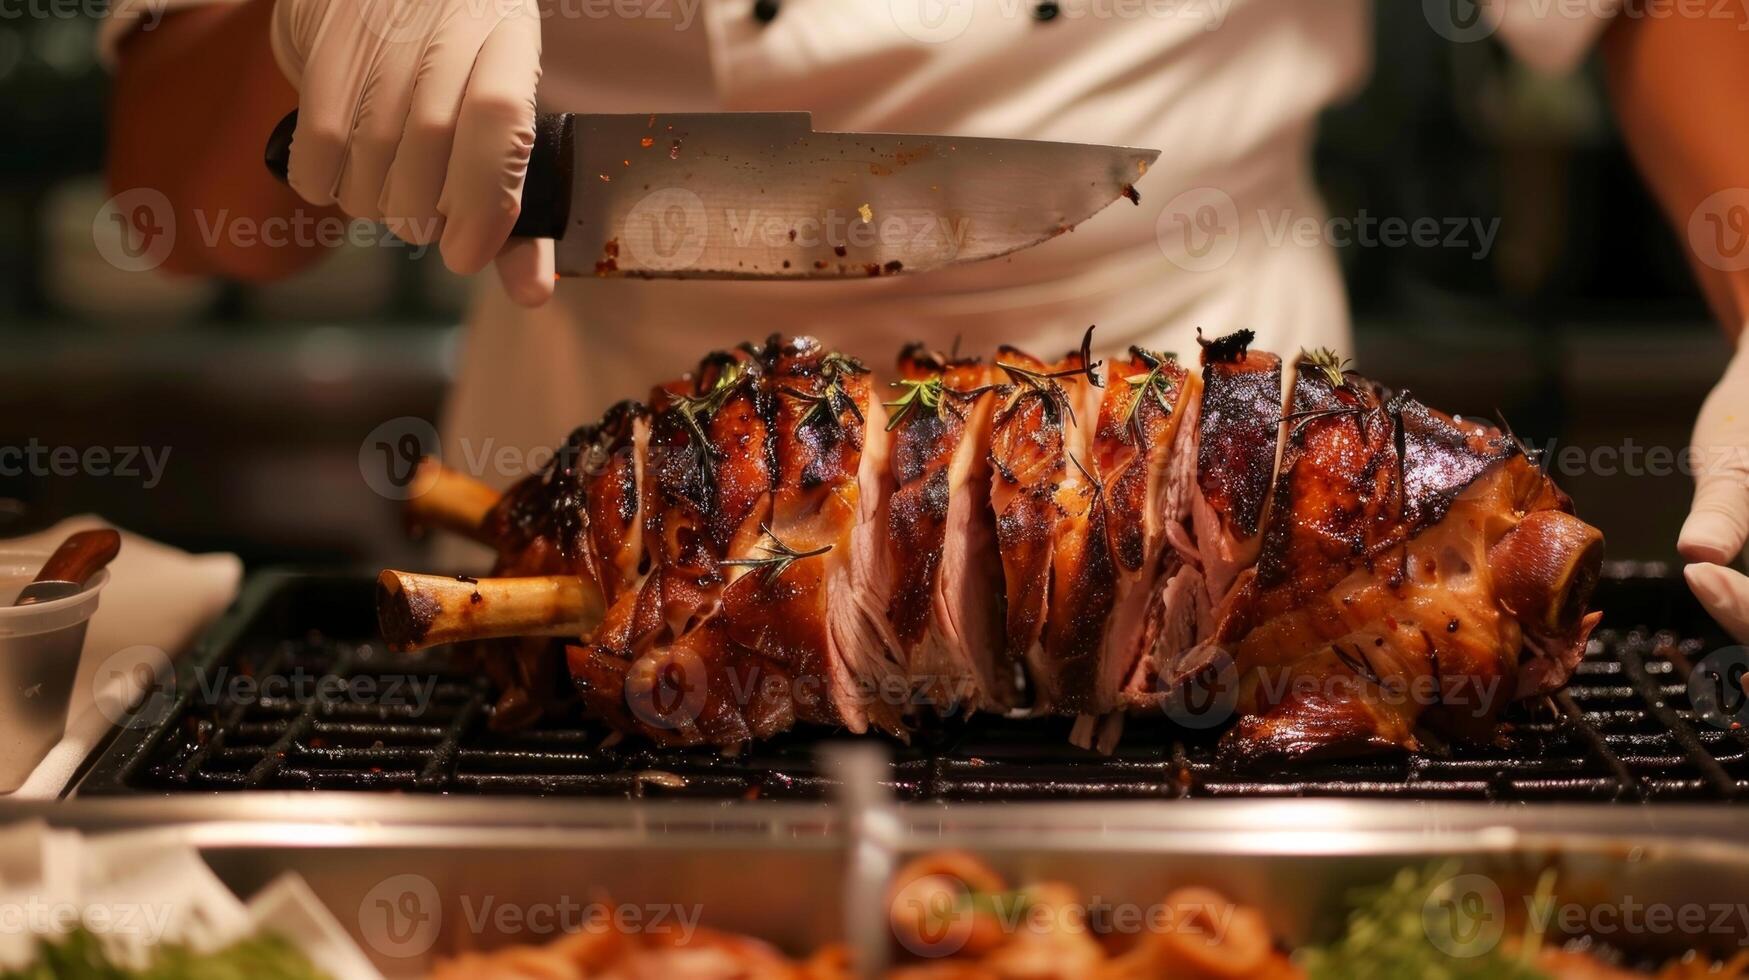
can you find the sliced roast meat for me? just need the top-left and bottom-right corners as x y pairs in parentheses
(1191, 329), (1285, 607)
(987, 331), (1104, 713)
(883, 346), (1015, 717)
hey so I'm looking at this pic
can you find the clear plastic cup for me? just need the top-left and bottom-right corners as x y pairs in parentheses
(0, 551), (109, 793)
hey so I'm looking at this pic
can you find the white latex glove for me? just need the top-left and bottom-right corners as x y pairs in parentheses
(270, 0), (553, 306)
(1681, 338), (1749, 643)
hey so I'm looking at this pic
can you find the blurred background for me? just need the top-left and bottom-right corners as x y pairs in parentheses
(0, 2), (1725, 568)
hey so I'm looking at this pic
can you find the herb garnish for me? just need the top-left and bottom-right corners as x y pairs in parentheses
(670, 359), (751, 472)
(719, 524), (833, 584)
(1299, 346), (1354, 390)
(884, 377), (946, 431)
(992, 325), (1103, 426)
(1120, 348), (1177, 444)
(1297, 861), (1551, 980)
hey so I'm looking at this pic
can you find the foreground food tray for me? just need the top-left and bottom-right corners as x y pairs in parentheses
(76, 564), (1747, 801)
(11, 798), (1749, 977)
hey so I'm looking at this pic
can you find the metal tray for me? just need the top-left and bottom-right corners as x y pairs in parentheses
(2, 797), (1745, 977)
(74, 565), (1748, 801)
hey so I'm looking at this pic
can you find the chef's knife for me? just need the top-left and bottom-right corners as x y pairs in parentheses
(264, 111), (1158, 280)
(12, 529), (121, 607)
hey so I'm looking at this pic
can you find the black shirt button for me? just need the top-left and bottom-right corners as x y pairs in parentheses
(1033, 1), (1060, 21)
(753, 0), (780, 24)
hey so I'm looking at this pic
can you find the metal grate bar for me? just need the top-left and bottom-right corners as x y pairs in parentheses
(79, 572), (1744, 802)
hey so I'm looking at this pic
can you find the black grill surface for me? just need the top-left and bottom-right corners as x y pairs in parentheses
(77, 567), (1748, 801)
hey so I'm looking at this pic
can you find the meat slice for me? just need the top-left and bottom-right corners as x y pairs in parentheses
(760, 338), (900, 735)
(574, 338), (905, 746)
(1191, 329), (1286, 607)
(883, 346), (1014, 717)
(987, 329), (1105, 714)
(569, 347), (776, 744)
(1087, 349), (1197, 717)
(1213, 351), (1604, 760)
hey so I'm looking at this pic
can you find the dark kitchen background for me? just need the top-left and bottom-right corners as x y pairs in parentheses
(0, 3), (1724, 568)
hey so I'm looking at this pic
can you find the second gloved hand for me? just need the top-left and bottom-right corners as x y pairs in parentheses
(1681, 337), (1749, 643)
(270, 0), (553, 306)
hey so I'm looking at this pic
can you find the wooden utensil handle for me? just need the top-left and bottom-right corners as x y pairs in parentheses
(35, 529), (121, 586)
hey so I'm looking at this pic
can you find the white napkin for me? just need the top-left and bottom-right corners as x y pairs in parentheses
(5, 517), (242, 798)
(0, 821), (384, 979)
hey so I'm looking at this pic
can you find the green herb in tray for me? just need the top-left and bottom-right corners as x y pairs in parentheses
(0, 928), (329, 980)
(1298, 861), (1552, 980)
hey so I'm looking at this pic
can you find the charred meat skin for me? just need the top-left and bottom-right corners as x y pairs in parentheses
(1213, 352), (1602, 761)
(390, 331), (1604, 761)
(1195, 329), (1281, 543)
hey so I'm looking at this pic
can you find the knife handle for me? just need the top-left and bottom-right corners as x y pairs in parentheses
(33, 529), (121, 588)
(264, 110), (573, 241)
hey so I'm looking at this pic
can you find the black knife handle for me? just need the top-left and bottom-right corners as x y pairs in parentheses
(264, 110), (573, 240)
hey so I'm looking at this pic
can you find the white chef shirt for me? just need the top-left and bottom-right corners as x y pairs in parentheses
(450, 0), (1370, 479)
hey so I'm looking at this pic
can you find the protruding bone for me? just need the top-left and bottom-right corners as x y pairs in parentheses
(405, 459), (502, 544)
(1488, 510), (1605, 635)
(376, 571), (604, 653)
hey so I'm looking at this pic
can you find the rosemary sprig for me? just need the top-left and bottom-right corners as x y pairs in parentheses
(1299, 347), (1353, 390)
(993, 326), (1103, 426)
(884, 377), (945, 431)
(670, 359), (751, 471)
(719, 524), (833, 584)
(1120, 348), (1178, 444)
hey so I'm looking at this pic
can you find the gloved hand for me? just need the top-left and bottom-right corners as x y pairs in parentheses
(270, 0), (553, 306)
(1681, 338), (1749, 643)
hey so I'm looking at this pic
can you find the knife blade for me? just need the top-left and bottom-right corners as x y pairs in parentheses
(265, 111), (1159, 280)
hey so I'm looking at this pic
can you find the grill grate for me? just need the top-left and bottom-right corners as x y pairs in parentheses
(77, 567), (1749, 801)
